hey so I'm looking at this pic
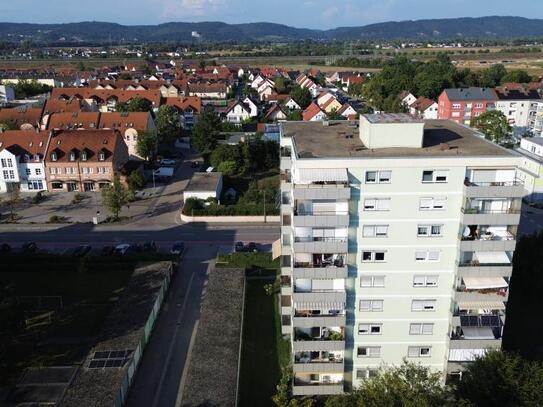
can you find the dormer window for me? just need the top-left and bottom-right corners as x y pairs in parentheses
(34, 155), (40, 162)
(81, 151), (87, 161)
(69, 152), (76, 161)
(51, 152), (57, 162)
(99, 151), (105, 161)
(24, 154), (30, 162)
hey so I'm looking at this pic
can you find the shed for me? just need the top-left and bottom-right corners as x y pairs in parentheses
(184, 172), (223, 201)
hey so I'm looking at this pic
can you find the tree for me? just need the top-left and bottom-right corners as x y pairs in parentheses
(0, 120), (17, 131)
(470, 110), (511, 144)
(324, 361), (455, 407)
(127, 171), (145, 192)
(101, 174), (129, 220)
(479, 64), (507, 87)
(155, 105), (180, 145)
(210, 144), (242, 173)
(136, 130), (158, 160)
(6, 187), (21, 221)
(117, 97), (152, 113)
(287, 110), (302, 121)
(274, 77), (288, 94)
(217, 161), (238, 176)
(290, 86), (311, 109)
(457, 351), (543, 407)
(501, 69), (533, 84)
(327, 108), (345, 121)
(191, 108), (221, 153)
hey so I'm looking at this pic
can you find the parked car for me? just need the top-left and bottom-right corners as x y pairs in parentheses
(160, 159), (177, 167)
(21, 242), (37, 253)
(101, 245), (115, 256)
(142, 241), (157, 252)
(170, 241), (185, 256)
(235, 241), (245, 252)
(114, 244), (131, 255)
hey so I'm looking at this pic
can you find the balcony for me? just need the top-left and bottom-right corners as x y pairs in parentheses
(293, 184), (351, 201)
(293, 211), (349, 228)
(293, 237), (348, 253)
(464, 180), (524, 198)
(455, 280), (509, 303)
(292, 380), (344, 396)
(460, 226), (517, 252)
(293, 290), (346, 304)
(461, 206), (521, 225)
(292, 311), (346, 328)
(458, 251), (512, 268)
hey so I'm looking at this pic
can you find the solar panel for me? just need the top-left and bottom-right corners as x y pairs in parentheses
(109, 350), (126, 358)
(89, 360), (106, 369)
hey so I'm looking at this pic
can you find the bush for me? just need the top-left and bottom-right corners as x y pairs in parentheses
(71, 193), (83, 204)
(182, 199), (279, 216)
(31, 191), (45, 204)
(48, 215), (67, 223)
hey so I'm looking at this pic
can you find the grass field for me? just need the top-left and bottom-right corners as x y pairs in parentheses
(238, 277), (290, 407)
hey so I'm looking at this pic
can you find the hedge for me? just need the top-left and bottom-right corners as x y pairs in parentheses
(182, 202), (279, 216)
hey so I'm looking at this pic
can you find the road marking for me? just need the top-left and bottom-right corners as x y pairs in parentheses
(151, 270), (195, 407)
(175, 319), (200, 407)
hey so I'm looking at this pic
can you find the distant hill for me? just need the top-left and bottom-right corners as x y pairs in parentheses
(1, 16), (543, 43)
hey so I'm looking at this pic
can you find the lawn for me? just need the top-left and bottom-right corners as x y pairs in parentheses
(0, 254), (138, 387)
(238, 277), (291, 407)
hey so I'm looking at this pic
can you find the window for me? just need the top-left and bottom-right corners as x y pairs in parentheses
(365, 170), (391, 184)
(358, 323), (382, 335)
(409, 323), (434, 335)
(26, 168), (31, 176)
(422, 170), (448, 183)
(362, 251), (386, 262)
(363, 225), (389, 238)
(0, 158), (6, 167)
(452, 103), (461, 109)
(99, 152), (105, 161)
(415, 250), (440, 262)
(69, 152), (76, 161)
(408, 346), (431, 357)
(50, 167), (56, 175)
(357, 346), (381, 358)
(35, 168), (41, 175)
(413, 275), (438, 287)
(356, 369), (379, 380)
(82, 167), (89, 174)
(81, 152), (87, 161)
(417, 225), (442, 237)
(2, 170), (9, 179)
(419, 197), (446, 211)
(475, 103), (483, 109)
(6, 158), (13, 167)
(364, 198), (390, 211)
(412, 300), (436, 311)
(51, 152), (57, 162)
(360, 299), (383, 312)
(360, 276), (385, 288)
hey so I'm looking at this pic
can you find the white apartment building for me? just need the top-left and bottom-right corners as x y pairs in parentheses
(495, 87), (542, 136)
(278, 114), (523, 395)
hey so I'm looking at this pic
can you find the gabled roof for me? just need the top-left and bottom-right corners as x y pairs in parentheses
(302, 103), (324, 121)
(43, 98), (84, 115)
(0, 106), (43, 129)
(46, 130), (123, 163)
(46, 112), (101, 130)
(410, 97), (437, 112)
(98, 112), (153, 131)
(224, 100), (250, 115)
(495, 86), (542, 101)
(0, 130), (49, 159)
(442, 87), (498, 101)
(264, 103), (286, 120)
(164, 96), (202, 112)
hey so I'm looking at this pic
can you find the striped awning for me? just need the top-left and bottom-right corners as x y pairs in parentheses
(449, 349), (487, 362)
(294, 302), (345, 310)
(457, 300), (506, 310)
(463, 277), (508, 290)
(297, 168), (348, 183)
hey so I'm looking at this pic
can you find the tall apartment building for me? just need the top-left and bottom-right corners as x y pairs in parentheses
(437, 88), (497, 125)
(278, 114), (523, 395)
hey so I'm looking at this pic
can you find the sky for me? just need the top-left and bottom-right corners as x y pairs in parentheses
(1, 0), (542, 29)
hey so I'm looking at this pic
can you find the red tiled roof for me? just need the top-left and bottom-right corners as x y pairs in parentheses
(51, 88), (162, 106)
(46, 129), (123, 163)
(0, 130), (49, 159)
(302, 103), (323, 121)
(410, 97), (436, 112)
(164, 96), (202, 113)
(46, 112), (101, 130)
(98, 112), (153, 131)
(0, 106), (43, 129)
(43, 98), (83, 114)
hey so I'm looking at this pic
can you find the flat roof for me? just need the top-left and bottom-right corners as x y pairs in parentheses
(185, 172), (222, 192)
(180, 268), (245, 407)
(60, 262), (172, 407)
(364, 113), (423, 124)
(282, 120), (516, 159)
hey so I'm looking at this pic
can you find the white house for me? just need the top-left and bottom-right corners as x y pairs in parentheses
(224, 100), (251, 123)
(0, 130), (49, 193)
(0, 85), (15, 103)
(284, 97), (301, 111)
(184, 172), (223, 201)
(243, 97), (259, 117)
(409, 97), (438, 119)
(400, 92), (417, 108)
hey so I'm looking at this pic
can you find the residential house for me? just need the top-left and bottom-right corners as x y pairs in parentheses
(320, 97), (343, 114)
(45, 112), (101, 131)
(284, 97), (301, 111)
(45, 129), (129, 192)
(437, 87), (498, 125)
(0, 106), (43, 130)
(224, 100), (251, 123)
(264, 104), (288, 121)
(400, 91), (417, 108)
(242, 97), (259, 117)
(338, 103), (358, 120)
(0, 130), (49, 192)
(164, 96), (202, 129)
(409, 97), (438, 119)
(187, 83), (228, 99)
(303, 103), (327, 122)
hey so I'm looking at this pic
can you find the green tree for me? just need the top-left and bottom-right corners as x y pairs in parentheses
(287, 110), (302, 121)
(136, 130), (158, 160)
(127, 171), (145, 192)
(457, 351), (543, 407)
(191, 108), (221, 153)
(470, 110), (511, 144)
(327, 108), (345, 121)
(210, 144), (242, 173)
(217, 160), (238, 176)
(127, 97), (152, 112)
(290, 86), (312, 109)
(156, 105), (180, 145)
(101, 174), (129, 220)
(0, 120), (17, 131)
(479, 64), (507, 87)
(500, 69), (533, 84)
(6, 187), (21, 221)
(274, 77), (288, 94)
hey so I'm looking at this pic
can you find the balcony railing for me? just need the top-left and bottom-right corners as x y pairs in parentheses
(294, 259), (346, 268)
(294, 210), (349, 216)
(294, 237), (347, 243)
(456, 285), (508, 296)
(294, 287), (344, 293)
(464, 180), (523, 187)
(294, 356), (344, 364)
(294, 380), (344, 386)
(461, 231), (516, 242)
(294, 311), (345, 318)
(458, 260), (511, 267)
(461, 207), (521, 215)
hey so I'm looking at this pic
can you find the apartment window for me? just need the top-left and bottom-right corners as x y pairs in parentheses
(413, 275), (438, 287)
(415, 250), (440, 262)
(2, 170), (9, 179)
(422, 170), (448, 183)
(356, 369), (379, 380)
(81, 152), (87, 161)
(26, 168), (31, 176)
(365, 170), (391, 184)
(50, 167), (56, 175)
(362, 251), (386, 262)
(360, 299), (383, 312)
(35, 168), (41, 175)
(89, 167), (94, 174)
(0, 158), (7, 167)
(417, 225), (442, 237)
(475, 103), (484, 109)
(51, 152), (57, 162)
(69, 152), (76, 161)
(364, 198), (390, 211)
(357, 346), (381, 358)
(408, 346), (431, 358)
(360, 276), (385, 288)
(452, 103), (461, 109)
(82, 167), (89, 174)
(6, 158), (13, 167)
(409, 323), (434, 335)
(363, 225), (389, 238)
(419, 197), (446, 210)
(412, 300), (436, 311)
(358, 323), (382, 335)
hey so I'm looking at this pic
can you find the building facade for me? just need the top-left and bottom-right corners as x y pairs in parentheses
(438, 88), (498, 125)
(279, 115), (523, 395)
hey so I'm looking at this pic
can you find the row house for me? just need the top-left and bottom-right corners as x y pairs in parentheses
(437, 87), (498, 125)
(296, 74), (320, 97)
(223, 100), (252, 123)
(46, 129), (129, 192)
(0, 130), (49, 192)
(303, 103), (327, 122)
(164, 96), (202, 129)
(186, 83), (228, 99)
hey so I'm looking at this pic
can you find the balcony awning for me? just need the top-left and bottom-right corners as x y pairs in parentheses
(294, 302), (345, 311)
(462, 326), (496, 340)
(457, 300), (506, 310)
(297, 168), (348, 183)
(473, 251), (510, 265)
(463, 276), (508, 290)
(449, 349), (486, 362)
(272, 239), (282, 260)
